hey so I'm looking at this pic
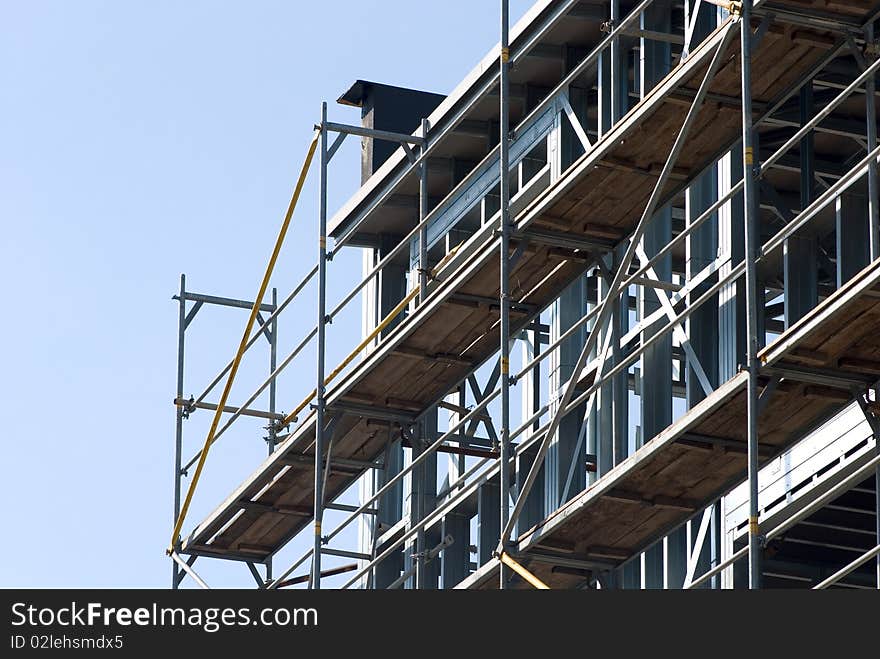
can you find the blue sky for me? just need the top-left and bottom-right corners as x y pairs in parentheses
(0, 0), (534, 587)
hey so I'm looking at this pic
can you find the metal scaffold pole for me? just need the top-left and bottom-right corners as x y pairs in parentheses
(610, 0), (620, 123)
(868, 20), (880, 261)
(419, 118), (429, 301)
(740, 0), (762, 590)
(416, 116), (430, 589)
(867, 19), (880, 591)
(312, 101), (329, 590)
(498, 0), (512, 590)
(173, 273), (186, 590)
(267, 286), (277, 584)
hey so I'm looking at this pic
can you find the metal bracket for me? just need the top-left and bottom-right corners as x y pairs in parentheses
(416, 266), (439, 284)
(180, 395), (195, 418)
(757, 376), (780, 416)
(401, 142), (417, 164)
(272, 414), (291, 434)
(750, 13), (774, 55)
(846, 34), (870, 72)
(856, 390), (880, 436)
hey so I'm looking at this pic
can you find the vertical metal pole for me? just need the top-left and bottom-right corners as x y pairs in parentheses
(173, 273), (186, 589)
(868, 21), (880, 259)
(414, 421), (426, 589)
(266, 286), (277, 584)
(498, 0), (512, 590)
(612, 245), (628, 466)
(413, 116), (435, 589)
(740, 0), (762, 590)
(865, 20), (880, 590)
(268, 286), (278, 456)
(312, 101), (328, 590)
(610, 0), (621, 125)
(419, 118), (429, 301)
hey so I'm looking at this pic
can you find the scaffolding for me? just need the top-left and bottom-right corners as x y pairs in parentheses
(169, 0), (880, 590)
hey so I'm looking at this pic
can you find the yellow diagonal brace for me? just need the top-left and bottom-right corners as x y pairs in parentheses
(168, 128), (321, 554)
(499, 552), (550, 590)
(280, 244), (463, 428)
(281, 285), (420, 427)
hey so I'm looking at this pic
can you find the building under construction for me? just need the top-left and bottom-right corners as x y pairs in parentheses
(168, 0), (880, 590)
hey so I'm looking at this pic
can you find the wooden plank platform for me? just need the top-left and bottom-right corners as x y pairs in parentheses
(181, 10), (874, 563)
(759, 259), (880, 381)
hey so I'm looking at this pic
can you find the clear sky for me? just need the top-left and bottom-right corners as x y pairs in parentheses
(0, 0), (534, 587)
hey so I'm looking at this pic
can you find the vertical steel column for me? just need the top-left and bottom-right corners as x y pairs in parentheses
(685, 0), (719, 412)
(374, 428), (404, 588)
(740, 0), (762, 590)
(784, 84), (818, 327)
(478, 480), (501, 566)
(406, 414), (436, 589)
(836, 192), (869, 286)
(547, 281), (587, 507)
(868, 21), (880, 259)
(498, 0), (512, 589)
(638, 11), (672, 590)
(612, 245), (629, 466)
(172, 273), (186, 589)
(441, 387), (469, 588)
(410, 423), (425, 589)
(719, 143), (746, 382)
(596, 268), (613, 480)
(519, 328), (544, 526)
(599, 6), (629, 469)
(419, 118), (429, 300)
(610, 0), (621, 125)
(312, 102), (329, 590)
(867, 20), (880, 590)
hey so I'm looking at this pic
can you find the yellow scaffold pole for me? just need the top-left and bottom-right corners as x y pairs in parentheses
(280, 286), (419, 427)
(498, 552), (550, 590)
(168, 128), (321, 554)
(279, 244), (462, 428)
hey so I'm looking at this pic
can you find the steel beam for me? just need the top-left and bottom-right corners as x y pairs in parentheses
(172, 274), (185, 589)
(174, 398), (284, 421)
(175, 291), (275, 313)
(324, 121), (425, 145)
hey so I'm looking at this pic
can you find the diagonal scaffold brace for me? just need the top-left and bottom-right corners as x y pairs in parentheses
(496, 18), (738, 556)
(167, 127), (321, 555)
